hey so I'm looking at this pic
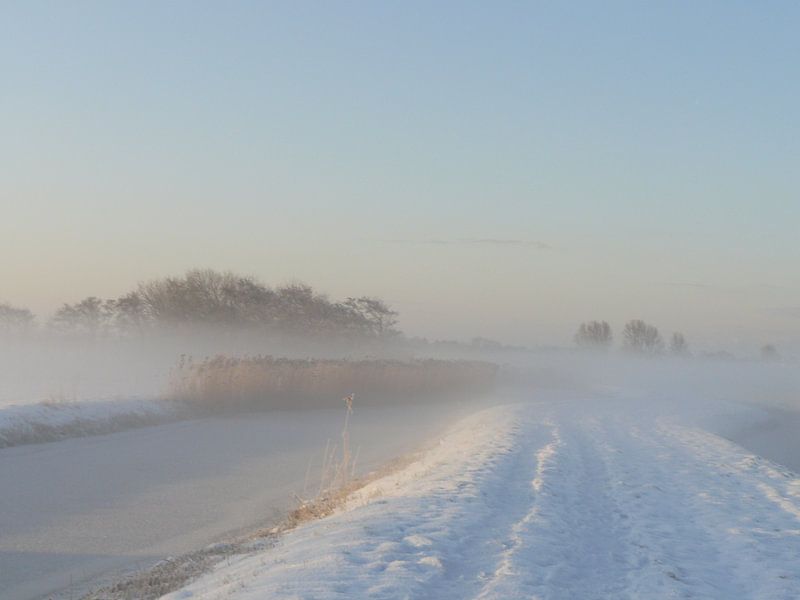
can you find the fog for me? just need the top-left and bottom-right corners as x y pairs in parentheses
(3, 2), (798, 596)
(0, 331), (398, 408)
(501, 351), (800, 476)
(1, 327), (797, 423)
(1, 325), (798, 599)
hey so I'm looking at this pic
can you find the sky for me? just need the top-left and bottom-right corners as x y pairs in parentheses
(1, 1), (798, 353)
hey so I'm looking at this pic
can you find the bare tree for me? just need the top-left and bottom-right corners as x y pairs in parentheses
(669, 332), (689, 356)
(137, 269), (275, 328)
(49, 297), (112, 337)
(574, 321), (613, 349)
(344, 297), (399, 337)
(110, 292), (151, 335)
(0, 303), (35, 337)
(622, 319), (664, 355)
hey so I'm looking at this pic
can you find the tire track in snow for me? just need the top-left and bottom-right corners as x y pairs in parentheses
(411, 414), (559, 600)
(472, 414), (635, 600)
(472, 420), (562, 599)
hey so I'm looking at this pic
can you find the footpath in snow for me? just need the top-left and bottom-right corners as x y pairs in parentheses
(164, 397), (800, 600)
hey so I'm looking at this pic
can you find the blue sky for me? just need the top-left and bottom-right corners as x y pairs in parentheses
(1, 2), (798, 352)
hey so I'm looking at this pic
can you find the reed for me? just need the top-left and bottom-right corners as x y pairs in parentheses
(168, 355), (497, 411)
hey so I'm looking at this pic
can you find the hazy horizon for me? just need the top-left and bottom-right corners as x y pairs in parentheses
(2, 2), (798, 354)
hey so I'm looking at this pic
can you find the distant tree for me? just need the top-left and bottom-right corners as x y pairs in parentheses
(761, 344), (780, 362)
(225, 277), (277, 325)
(622, 319), (664, 355)
(137, 269), (273, 327)
(343, 296), (399, 337)
(574, 321), (613, 349)
(137, 275), (187, 324)
(110, 292), (151, 335)
(0, 302), (35, 337)
(273, 283), (318, 329)
(669, 332), (689, 356)
(49, 297), (112, 337)
(42, 269), (402, 339)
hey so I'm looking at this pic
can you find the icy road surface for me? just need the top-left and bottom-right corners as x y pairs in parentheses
(0, 402), (478, 600)
(166, 398), (800, 600)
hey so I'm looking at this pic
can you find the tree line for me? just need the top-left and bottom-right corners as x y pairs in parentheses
(574, 319), (781, 360)
(574, 319), (689, 356)
(0, 269), (399, 339)
(0, 274), (784, 360)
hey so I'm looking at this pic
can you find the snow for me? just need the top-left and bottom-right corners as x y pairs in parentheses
(164, 396), (800, 600)
(0, 396), (177, 447)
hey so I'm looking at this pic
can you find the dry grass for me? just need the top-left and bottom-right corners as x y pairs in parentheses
(81, 542), (244, 600)
(282, 394), (358, 528)
(168, 355), (497, 411)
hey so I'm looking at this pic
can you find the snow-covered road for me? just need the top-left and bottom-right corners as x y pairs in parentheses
(167, 398), (800, 599)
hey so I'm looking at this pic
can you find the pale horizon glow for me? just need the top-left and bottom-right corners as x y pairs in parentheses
(1, 2), (798, 354)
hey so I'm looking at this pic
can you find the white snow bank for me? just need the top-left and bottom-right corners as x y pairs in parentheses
(0, 397), (179, 448)
(163, 397), (800, 600)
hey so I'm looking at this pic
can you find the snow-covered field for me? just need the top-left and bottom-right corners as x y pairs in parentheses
(164, 396), (800, 600)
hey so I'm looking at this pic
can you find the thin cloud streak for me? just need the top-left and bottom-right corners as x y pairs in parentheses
(380, 238), (551, 250)
(657, 282), (790, 293)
